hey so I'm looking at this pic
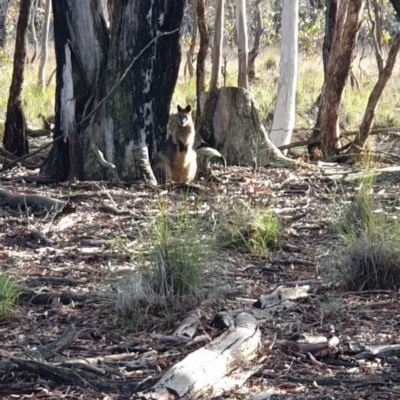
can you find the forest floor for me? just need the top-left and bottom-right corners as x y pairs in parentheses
(1, 134), (400, 399)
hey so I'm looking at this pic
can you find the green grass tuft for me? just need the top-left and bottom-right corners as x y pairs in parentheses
(0, 275), (21, 321)
(219, 201), (280, 258)
(336, 171), (400, 290)
(139, 198), (215, 298)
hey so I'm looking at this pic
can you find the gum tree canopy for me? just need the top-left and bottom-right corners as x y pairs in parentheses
(41, 0), (185, 184)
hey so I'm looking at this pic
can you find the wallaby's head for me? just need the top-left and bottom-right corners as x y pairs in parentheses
(177, 104), (192, 127)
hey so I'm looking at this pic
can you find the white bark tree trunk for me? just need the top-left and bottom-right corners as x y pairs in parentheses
(209, 0), (224, 91)
(236, 0), (248, 90)
(37, 0), (51, 92)
(269, 0), (299, 150)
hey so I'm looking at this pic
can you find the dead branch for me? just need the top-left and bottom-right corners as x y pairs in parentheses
(279, 127), (400, 152)
(0, 187), (66, 211)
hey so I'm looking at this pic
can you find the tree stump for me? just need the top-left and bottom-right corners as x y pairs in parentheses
(200, 87), (297, 168)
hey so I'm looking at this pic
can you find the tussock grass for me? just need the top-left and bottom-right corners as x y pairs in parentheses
(336, 172), (400, 290)
(218, 200), (280, 258)
(116, 196), (216, 330)
(0, 275), (21, 321)
(139, 199), (215, 298)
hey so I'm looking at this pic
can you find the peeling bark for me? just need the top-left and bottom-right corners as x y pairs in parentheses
(102, 1), (184, 183)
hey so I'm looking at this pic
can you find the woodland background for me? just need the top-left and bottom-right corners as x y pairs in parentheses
(1, 1), (400, 399)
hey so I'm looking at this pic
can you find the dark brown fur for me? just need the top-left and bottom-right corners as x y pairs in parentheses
(153, 104), (197, 183)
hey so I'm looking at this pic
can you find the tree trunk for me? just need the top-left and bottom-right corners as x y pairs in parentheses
(3, 0), (31, 157)
(42, 1), (184, 184)
(41, 1), (109, 181)
(37, 0), (51, 92)
(28, 0), (39, 63)
(322, 0), (338, 76)
(236, 0), (249, 90)
(248, 0), (264, 81)
(102, 1), (185, 182)
(367, 0), (384, 74)
(195, 0), (209, 126)
(313, 0), (364, 158)
(308, 0), (337, 157)
(353, 32), (400, 149)
(209, 0), (224, 91)
(0, 0), (10, 48)
(185, 0), (197, 78)
(269, 0), (299, 150)
(197, 0), (224, 143)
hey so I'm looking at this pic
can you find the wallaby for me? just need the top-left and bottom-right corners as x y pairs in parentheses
(153, 104), (197, 183)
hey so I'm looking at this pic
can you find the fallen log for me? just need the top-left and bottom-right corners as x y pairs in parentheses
(141, 312), (260, 399)
(0, 188), (66, 211)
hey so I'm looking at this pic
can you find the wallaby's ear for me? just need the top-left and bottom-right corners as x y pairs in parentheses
(177, 105), (183, 112)
(184, 104), (192, 113)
